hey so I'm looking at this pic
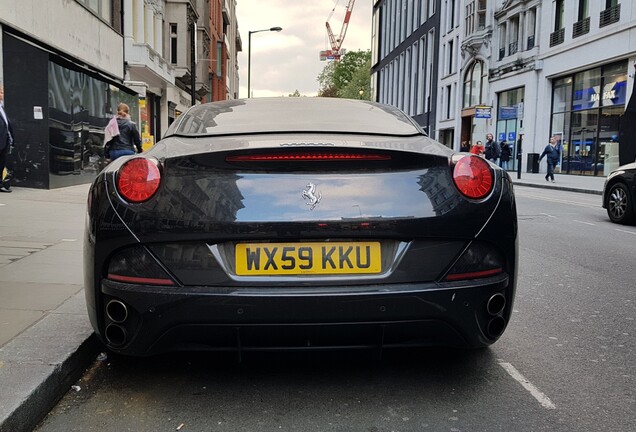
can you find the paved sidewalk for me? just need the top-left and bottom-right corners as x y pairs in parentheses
(0, 184), (99, 432)
(509, 170), (606, 196)
(0, 172), (607, 432)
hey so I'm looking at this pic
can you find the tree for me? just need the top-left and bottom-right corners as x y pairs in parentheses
(317, 50), (371, 99)
(288, 89), (302, 97)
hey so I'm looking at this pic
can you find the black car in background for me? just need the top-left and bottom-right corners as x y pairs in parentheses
(603, 161), (636, 224)
(84, 98), (518, 356)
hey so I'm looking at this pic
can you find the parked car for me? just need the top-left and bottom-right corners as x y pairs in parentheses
(84, 98), (518, 356)
(602, 161), (636, 224)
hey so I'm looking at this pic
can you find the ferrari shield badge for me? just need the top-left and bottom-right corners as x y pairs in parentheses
(302, 183), (322, 210)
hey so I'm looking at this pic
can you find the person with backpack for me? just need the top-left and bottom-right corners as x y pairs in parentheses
(499, 140), (512, 170)
(104, 103), (142, 161)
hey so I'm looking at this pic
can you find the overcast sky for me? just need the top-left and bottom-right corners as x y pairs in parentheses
(235, 0), (373, 98)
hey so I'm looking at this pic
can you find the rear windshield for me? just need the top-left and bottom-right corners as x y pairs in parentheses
(167, 98), (423, 137)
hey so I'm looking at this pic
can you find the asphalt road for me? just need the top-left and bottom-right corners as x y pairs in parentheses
(34, 186), (635, 432)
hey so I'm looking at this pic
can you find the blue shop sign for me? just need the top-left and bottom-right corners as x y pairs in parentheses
(508, 132), (516, 142)
(499, 106), (517, 120)
(475, 106), (491, 118)
(498, 132), (506, 142)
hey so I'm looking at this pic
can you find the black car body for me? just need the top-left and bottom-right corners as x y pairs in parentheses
(84, 98), (518, 356)
(602, 161), (636, 224)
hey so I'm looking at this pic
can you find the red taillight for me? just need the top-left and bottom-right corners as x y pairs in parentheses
(453, 155), (494, 199)
(226, 152), (391, 162)
(117, 158), (161, 203)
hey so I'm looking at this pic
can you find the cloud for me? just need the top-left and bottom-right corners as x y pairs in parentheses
(236, 0), (372, 98)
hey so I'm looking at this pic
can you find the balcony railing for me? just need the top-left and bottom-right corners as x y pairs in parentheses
(527, 35), (535, 50)
(573, 17), (590, 38)
(499, 47), (505, 61)
(549, 28), (565, 47)
(599, 4), (620, 28)
(508, 41), (518, 55)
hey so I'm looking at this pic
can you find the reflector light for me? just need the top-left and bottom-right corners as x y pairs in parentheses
(453, 156), (494, 199)
(443, 267), (503, 281)
(226, 152), (391, 162)
(117, 158), (161, 203)
(107, 273), (175, 286)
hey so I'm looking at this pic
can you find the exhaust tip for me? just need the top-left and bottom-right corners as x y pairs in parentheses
(105, 323), (127, 347)
(486, 316), (506, 339)
(486, 293), (506, 316)
(106, 299), (128, 323)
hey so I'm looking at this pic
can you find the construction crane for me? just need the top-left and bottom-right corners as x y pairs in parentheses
(321, 0), (356, 61)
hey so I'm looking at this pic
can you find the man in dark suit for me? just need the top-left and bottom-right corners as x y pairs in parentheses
(0, 84), (14, 193)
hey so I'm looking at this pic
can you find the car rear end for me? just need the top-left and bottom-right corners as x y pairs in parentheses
(84, 99), (518, 356)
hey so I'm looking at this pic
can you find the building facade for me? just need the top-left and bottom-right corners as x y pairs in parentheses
(0, 0), (241, 189)
(0, 0), (136, 188)
(372, 0), (636, 177)
(371, 0), (442, 136)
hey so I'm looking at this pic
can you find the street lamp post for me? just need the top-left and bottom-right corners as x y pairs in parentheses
(247, 26), (282, 98)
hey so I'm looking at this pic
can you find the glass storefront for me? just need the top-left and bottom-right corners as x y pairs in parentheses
(48, 61), (138, 187)
(496, 87), (524, 171)
(550, 60), (627, 176)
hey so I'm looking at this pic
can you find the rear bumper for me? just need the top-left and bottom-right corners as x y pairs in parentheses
(97, 276), (512, 356)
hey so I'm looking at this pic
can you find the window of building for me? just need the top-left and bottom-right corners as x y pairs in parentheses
(446, 85), (452, 119)
(574, 0), (590, 37)
(462, 60), (486, 108)
(554, 0), (565, 31)
(426, 29), (435, 114)
(550, 0), (566, 46)
(446, 40), (453, 75)
(216, 42), (223, 77)
(578, 0), (589, 20)
(170, 24), (178, 64)
(527, 8), (536, 49)
(498, 23), (506, 60)
(449, 0), (456, 30)
(477, 0), (486, 30)
(76, 0), (112, 24)
(510, 16), (519, 55)
(411, 42), (419, 114)
(417, 36), (426, 115)
(465, 1), (475, 36)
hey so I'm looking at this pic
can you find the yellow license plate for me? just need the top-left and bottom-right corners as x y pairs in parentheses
(235, 241), (382, 276)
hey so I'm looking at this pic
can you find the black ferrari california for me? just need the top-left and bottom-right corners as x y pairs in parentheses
(84, 98), (518, 356)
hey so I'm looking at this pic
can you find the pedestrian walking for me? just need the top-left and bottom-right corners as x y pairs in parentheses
(499, 140), (511, 170)
(470, 140), (485, 157)
(484, 133), (500, 164)
(0, 84), (15, 193)
(539, 135), (561, 182)
(104, 103), (142, 161)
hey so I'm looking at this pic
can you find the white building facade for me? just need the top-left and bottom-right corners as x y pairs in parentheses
(373, 0), (636, 177)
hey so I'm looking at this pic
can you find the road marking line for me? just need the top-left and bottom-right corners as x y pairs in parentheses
(515, 191), (600, 208)
(498, 362), (556, 409)
(574, 220), (595, 226)
(615, 229), (636, 236)
(540, 213), (556, 218)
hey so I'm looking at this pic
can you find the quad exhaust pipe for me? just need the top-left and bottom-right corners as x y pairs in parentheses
(105, 323), (127, 347)
(106, 299), (128, 323)
(485, 293), (507, 339)
(105, 299), (129, 346)
(486, 293), (506, 316)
